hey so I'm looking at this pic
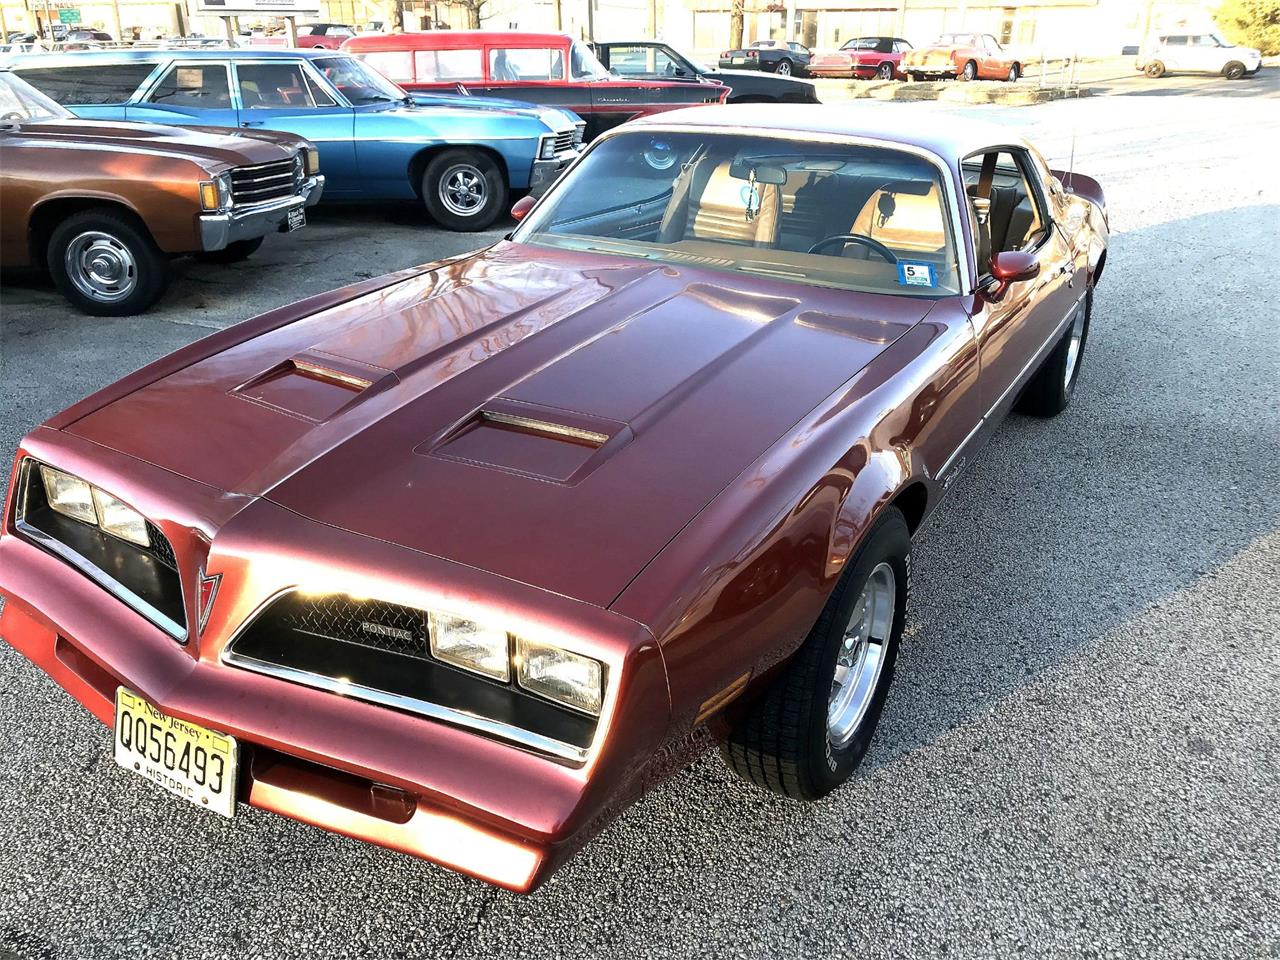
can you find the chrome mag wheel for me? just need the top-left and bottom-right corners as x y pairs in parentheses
(64, 230), (137, 303)
(438, 162), (488, 217)
(827, 561), (896, 749)
(1063, 302), (1087, 391)
(776, 60), (792, 76)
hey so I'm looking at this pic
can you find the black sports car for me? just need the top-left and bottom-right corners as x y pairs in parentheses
(592, 40), (820, 102)
(716, 39), (813, 77)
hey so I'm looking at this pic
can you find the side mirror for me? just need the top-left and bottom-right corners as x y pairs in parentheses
(986, 250), (1039, 301)
(510, 195), (536, 222)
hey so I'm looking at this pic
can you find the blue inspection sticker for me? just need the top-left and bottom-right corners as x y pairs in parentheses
(897, 261), (936, 287)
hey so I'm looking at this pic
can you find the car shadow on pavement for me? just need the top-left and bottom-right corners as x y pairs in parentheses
(1115, 65), (1280, 97)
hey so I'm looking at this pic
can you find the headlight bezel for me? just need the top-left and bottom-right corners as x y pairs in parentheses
(36, 464), (151, 548)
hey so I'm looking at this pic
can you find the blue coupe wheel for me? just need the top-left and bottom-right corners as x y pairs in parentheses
(421, 148), (507, 232)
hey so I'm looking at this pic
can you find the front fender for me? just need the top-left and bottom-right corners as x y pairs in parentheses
(359, 111), (546, 188)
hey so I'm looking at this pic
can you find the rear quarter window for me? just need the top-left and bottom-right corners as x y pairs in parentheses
(14, 63), (154, 105)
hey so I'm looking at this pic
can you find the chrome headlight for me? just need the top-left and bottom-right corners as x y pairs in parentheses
(538, 135), (557, 161)
(201, 172), (233, 211)
(429, 611), (510, 681)
(516, 637), (603, 715)
(37, 465), (150, 547)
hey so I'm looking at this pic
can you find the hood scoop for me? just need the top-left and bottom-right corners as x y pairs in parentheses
(423, 399), (631, 485)
(233, 351), (397, 423)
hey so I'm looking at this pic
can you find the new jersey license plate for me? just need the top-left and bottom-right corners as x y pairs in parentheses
(285, 207), (306, 232)
(113, 688), (238, 818)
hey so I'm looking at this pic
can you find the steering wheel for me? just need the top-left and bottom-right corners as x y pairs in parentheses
(807, 233), (898, 263)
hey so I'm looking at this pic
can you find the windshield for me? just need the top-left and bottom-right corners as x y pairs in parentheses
(1211, 32), (1234, 46)
(672, 46), (712, 72)
(0, 70), (71, 121)
(935, 33), (978, 45)
(515, 131), (960, 298)
(314, 55), (407, 104)
(570, 40), (610, 79)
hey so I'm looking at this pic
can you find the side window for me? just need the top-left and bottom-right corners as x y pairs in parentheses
(415, 49), (484, 81)
(488, 47), (565, 82)
(895, 40), (912, 52)
(13, 64), (153, 105)
(360, 50), (413, 82)
(606, 44), (650, 76)
(1165, 35), (1187, 45)
(962, 149), (1049, 274)
(147, 63), (231, 108)
(237, 62), (332, 108)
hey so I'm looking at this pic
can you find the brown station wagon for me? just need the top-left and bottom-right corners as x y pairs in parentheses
(0, 69), (324, 316)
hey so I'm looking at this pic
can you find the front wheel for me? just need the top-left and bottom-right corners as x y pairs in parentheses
(721, 507), (910, 800)
(774, 58), (793, 76)
(1144, 60), (1166, 78)
(1223, 61), (1245, 80)
(961, 60), (978, 81)
(421, 148), (507, 232)
(47, 208), (169, 317)
(1007, 63), (1020, 82)
(877, 61), (894, 79)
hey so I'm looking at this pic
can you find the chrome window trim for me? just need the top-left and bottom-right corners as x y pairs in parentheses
(511, 122), (976, 295)
(219, 587), (592, 766)
(12, 460), (186, 642)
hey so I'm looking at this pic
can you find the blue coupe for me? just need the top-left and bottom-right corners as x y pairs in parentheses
(10, 49), (585, 231)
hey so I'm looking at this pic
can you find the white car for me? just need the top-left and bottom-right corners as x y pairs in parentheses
(1136, 32), (1262, 79)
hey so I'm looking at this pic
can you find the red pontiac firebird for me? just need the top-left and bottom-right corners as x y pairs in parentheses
(0, 105), (1107, 893)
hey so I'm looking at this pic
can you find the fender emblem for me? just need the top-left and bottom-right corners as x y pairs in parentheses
(197, 571), (222, 635)
(942, 457), (967, 490)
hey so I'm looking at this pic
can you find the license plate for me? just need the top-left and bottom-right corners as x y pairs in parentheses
(113, 687), (238, 818)
(732, 57), (745, 64)
(284, 207), (306, 232)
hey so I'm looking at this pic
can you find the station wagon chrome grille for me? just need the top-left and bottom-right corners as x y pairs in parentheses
(228, 158), (298, 207)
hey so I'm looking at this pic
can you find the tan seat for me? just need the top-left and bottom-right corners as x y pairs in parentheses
(657, 159), (783, 248)
(849, 183), (946, 253)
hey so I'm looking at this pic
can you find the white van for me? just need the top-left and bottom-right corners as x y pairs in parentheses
(1137, 32), (1262, 79)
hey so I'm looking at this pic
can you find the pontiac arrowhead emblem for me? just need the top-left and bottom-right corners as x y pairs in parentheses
(197, 571), (222, 635)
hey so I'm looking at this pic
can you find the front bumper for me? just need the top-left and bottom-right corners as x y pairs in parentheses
(529, 152), (577, 197)
(198, 174), (324, 252)
(0, 430), (668, 893)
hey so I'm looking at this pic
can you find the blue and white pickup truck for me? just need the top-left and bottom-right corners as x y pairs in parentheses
(9, 49), (584, 230)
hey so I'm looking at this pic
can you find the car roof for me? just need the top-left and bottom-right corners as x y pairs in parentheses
(345, 29), (572, 49)
(5, 47), (346, 64)
(624, 103), (1031, 164)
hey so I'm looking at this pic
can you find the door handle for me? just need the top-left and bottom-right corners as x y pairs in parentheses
(1057, 261), (1075, 287)
(240, 121), (264, 127)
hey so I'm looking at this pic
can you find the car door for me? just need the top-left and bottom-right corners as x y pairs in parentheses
(981, 35), (1004, 77)
(233, 59), (358, 193)
(125, 60), (238, 127)
(963, 146), (1082, 413)
(1159, 35), (1188, 70)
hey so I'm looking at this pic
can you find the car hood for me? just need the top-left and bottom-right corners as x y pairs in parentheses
(405, 92), (579, 129)
(66, 242), (933, 607)
(710, 67), (810, 84)
(14, 118), (295, 168)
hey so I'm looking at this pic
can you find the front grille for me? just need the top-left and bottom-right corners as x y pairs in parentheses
(228, 158), (298, 207)
(279, 594), (429, 659)
(552, 130), (575, 154)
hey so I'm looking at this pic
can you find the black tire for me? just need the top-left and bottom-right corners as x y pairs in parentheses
(1144, 60), (1166, 78)
(1016, 286), (1092, 417)
(877, 61), (894, 79)
(961, 60), (978, 81)
(1007, 63), (1020, 82)
(1223, 61), (1245, 80)
(421, 148), (507, 232)
(193, 236), (263, 264)
(721, 507), (911, 800)
(774, 58), (793, 76)
(46, 207), (169, 317)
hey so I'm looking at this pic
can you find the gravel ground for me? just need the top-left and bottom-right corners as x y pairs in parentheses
(1, 74), (1278, 959)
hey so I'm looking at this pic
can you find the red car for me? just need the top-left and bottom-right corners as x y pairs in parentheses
(342, 30), (728, 139)
(0, 106), (1107, 892)
(809, 36), (913, 80)
(246, 23), (355, 50)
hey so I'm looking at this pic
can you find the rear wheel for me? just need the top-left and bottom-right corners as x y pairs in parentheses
(1017, 287), (1091, 417)
(775, 59), (793, 76)
(1144, 60), (1166, 78)
(421, 148), (507, 232)
(46, 208), (169, 317)
(961, 59), (978, 81)
(1223, 61), (1245, 80)
(877, 61), (894, 79)
(721, 508), (910, 800)
(1007, 63), (1020, 82)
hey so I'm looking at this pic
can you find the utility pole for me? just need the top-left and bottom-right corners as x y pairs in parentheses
(585, 0), (593, 40)
(554, 0), (562, 30)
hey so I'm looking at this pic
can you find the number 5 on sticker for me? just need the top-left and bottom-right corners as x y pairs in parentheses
(897, 261), (936, 287)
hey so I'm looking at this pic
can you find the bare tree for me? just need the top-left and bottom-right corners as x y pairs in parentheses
(440, 0), (487, 28)
(730, 0), (745, 48)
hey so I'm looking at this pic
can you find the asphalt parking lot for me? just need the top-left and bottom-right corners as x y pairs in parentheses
(1, 70), (1278, 959)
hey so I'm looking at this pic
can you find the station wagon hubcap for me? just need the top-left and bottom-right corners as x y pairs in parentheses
(65, 231), (137, 303)
(827, 562), (895, 749)
(439, 163), (487, 217)
(1063, 304), (1086, 391)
